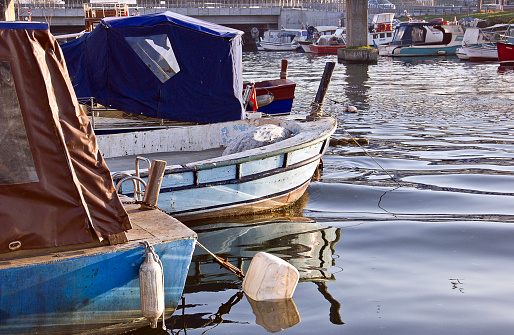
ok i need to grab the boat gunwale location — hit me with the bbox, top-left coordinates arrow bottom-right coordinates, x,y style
160,151 -> 324,193
112,117 -> 337,179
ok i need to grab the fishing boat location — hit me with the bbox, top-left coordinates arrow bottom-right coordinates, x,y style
0,21 -> 196,334
309,32 -> 346,54
368,12 -> 395,46
260,28 -> 308,51
243,60 -> 296,115
497,39 -> 514,65
298,25 -> 339,53
457,25 -> 513,61
98,115 -> 335,221
377,21 -> 465,57
61,12 -> 337,222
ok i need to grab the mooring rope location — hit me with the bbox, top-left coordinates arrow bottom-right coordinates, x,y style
308,101 -> 324,120
297,82 -> 402,187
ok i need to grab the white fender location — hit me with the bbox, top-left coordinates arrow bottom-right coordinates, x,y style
139,251 -> 164,328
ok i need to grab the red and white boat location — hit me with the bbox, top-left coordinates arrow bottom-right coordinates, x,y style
243,60 -> 296,115
309,32 -> 346,54
497,40 -> 514,65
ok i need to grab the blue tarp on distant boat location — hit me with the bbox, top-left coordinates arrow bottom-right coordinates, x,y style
62,11 -> 245,123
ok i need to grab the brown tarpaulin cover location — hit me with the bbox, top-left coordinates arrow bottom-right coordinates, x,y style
0,23 -> 131,254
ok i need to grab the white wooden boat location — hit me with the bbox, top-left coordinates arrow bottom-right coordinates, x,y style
98,115 -> 336,221
457,25 -> 514,61
260,28 -> 308,51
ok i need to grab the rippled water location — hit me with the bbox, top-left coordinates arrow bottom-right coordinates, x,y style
130,54 -> 514,334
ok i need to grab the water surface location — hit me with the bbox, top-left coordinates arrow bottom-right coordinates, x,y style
130,53 -> 514,335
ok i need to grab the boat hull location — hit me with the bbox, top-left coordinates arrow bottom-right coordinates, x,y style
379,44 -> 461,57
0,234 -> 195,334
162,157 -> 319,221
245,79 -> 296,115
0,202 -> 196,334
465,43 -> 498,61
309,44 -> 346,54
497,41 -> 514,65
260,41 -> 297,51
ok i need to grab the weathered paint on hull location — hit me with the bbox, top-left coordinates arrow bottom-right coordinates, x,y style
103,117 -> 337,222
0,238 -> 195,334
174,176 -> 311,221
153,140 -> 325,220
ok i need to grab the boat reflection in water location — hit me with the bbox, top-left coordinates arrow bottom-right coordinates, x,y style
164,193 -> 342,333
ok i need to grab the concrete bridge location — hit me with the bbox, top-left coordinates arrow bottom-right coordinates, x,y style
13,1 -> 345,50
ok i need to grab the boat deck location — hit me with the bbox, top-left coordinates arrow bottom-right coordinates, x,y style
0,198 -> 196,266
104,147 -> 225,173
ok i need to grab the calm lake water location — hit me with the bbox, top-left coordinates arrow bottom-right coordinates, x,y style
130,53 -> 514,334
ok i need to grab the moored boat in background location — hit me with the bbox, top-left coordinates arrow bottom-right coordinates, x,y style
298,25 -> 339,53
378,22 -> 465,57
497,39 -> 514,65
457,24 -> 513,61
368,12 -> 395,46
496,26 -> 514,65
260,28 -> 308,51
309,31 -> 346,54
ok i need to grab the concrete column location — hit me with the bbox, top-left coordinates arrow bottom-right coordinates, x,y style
346,0 -> 368,47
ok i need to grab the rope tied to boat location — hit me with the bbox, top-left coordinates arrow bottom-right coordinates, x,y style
308,101 -> 324,121
297,83 -> 403,187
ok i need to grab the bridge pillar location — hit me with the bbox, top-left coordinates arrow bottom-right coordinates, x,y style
340,0 -> 376,64
346,0 -> 368,47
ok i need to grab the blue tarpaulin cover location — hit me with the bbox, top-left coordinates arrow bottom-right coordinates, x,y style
62,11 -> 245,123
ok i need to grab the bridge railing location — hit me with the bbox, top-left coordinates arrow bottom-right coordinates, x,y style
15,0 -> 345,11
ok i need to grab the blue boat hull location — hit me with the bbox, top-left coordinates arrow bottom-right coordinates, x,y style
257,98 -> 294,115
395,45 -> 460,56
0,238 -> 195,334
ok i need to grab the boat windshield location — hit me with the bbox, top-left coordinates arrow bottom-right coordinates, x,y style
125,34 -> 180,84
317,35 -> 345,46
0,61 -> 38,185
392,26 -> 406,44
392,25 -> 425,45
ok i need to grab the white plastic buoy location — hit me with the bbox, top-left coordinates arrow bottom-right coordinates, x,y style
139,243 -> 165,328
345,106 -> 358,113
242,252 -> 299,301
